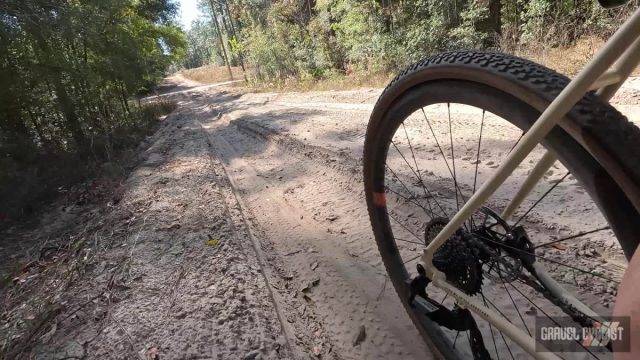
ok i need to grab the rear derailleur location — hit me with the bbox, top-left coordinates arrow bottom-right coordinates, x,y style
409,263 -> 492,360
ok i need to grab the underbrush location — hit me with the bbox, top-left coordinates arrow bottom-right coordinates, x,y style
187,34 -> 628,94
179,64 -> 244,84
0,100 -> 177,225
508,36 -> 619,77
239,71 -> 392,93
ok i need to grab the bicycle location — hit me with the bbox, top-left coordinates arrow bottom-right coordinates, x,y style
364,1 -> 640,359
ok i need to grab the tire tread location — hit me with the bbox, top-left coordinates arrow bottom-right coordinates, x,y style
379,50 -> 640,188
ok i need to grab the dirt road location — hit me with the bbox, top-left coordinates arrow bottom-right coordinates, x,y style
0,75 -> 431,359
177,77 -> 436,359
2,73 -> 638,359
157,74 -> 637,359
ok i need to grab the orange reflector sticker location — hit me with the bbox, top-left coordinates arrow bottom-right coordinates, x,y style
373,192 -> 387,207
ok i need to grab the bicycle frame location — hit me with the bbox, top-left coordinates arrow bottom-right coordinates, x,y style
420,7 -> 640,359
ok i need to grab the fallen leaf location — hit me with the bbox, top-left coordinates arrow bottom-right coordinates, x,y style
205,238 -> 220,247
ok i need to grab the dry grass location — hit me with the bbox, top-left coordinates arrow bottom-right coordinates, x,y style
509,36 -> 604,76
181,35 -> 637,94
245,72 -> 393,93
179,63 -> 391,92
508,35 -> 640,77
179,64 -> 245,84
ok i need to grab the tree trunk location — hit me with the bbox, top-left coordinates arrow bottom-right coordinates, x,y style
52,76 -> 86,152
208,0 -> 234,80
223,0 -> 247,78
27,108 -> 51,151
120,83 -> 131,115
476,0 -> 502,47
28,28 -> 87,153
488,0 -> 502,35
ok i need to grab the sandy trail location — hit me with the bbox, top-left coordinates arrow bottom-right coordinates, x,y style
191,86 -> 434,359
179,74 -> 636,358
2,73 -> 637,359
1,96 -> 304,359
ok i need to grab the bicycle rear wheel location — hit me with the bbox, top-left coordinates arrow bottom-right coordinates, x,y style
364,51 -> 640,359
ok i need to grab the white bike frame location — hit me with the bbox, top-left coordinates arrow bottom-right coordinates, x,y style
420,7 -> 640,359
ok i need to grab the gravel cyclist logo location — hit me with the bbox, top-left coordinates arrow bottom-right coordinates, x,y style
535,316 -> 630,352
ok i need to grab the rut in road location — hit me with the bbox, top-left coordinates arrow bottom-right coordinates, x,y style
194,90 -> 434,360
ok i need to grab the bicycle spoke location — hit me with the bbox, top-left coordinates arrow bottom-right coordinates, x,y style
388,211 -> 423,243
477,234 -> 620,283
402,253 -> 422,265
385,163 -> 416,196
472,110 -> 485,195
483,294 -> 541,359
391,140 -> 442,218
401,122 -> 436,217
514,171 -> 570,226
421,108 -> 468,207
384,184 -> 434,218
447,103 -> 461,211
498,329 -> 515,360
394,237 -> 424,246
480,292 -> 501,360
440,293 -> 448,304
496,260 -> 532,336
507,131 -> 525,156
534,226 -> 611,249
386,164 -> 444,218
535,253 -> 618,283
483,296 -> 514,324
510,280 -> 601,359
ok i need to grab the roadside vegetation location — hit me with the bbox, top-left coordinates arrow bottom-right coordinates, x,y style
181,0 -> 638,89
2,1 -> 637,222
179,64 -> 244,83
0,1 -> 186,222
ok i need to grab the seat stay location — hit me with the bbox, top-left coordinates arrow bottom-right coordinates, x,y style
598,35 -> 640,100
502,34 -> 640,226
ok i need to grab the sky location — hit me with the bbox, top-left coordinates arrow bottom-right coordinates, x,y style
178,0 -> 202,30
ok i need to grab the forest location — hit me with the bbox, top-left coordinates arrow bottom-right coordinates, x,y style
0,0 -> 185,219
184,0 -> 638,82
1,0 -> 637,221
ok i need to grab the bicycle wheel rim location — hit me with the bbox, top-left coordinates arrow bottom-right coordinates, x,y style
364,79 -> 636,359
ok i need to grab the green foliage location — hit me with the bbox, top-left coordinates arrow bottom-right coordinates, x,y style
217,0 -> 504,81
186,0 -> 633,84
450,1 -> 490,49
514,0 -> 634,46
327,1 -> 383,70
184,19 -> 222,68
242,25 -> 293,80
0,0 -> 186,219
